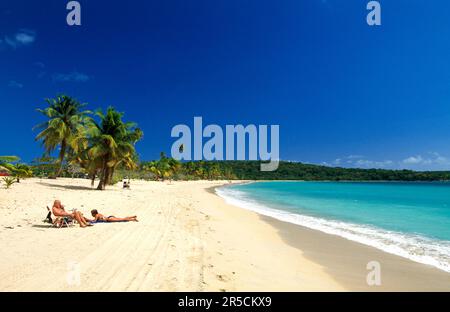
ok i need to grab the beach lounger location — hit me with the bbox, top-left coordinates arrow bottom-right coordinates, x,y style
44,206 -> 76,228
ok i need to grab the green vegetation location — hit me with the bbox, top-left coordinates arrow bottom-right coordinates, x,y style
131,160 -> 450,182
142,152 -> 181,181
2,177 -> 16,189
4,93 -> 450,187
8,163 -> 33,182
27,157 -> 450,183
0,156 -> 20,172
76,107 -> 143,190
29,157 -> 60,178
34,95 -> 91,177
0,156 -> 33,182
33,95 -> 143,190
197,161 -> 450,181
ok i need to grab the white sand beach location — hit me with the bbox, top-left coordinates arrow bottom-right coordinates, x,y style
0,178 -> 449,291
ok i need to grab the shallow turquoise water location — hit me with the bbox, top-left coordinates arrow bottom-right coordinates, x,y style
231,182 -> 450,240
217,181 -> 450,272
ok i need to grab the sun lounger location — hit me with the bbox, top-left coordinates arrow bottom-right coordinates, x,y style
44,206 -> 76,228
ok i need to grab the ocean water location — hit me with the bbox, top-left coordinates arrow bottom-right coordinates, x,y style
216,181 -> 450,272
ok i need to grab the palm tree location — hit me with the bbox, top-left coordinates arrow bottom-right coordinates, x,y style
34,95 -> 91,177
144,161 -> 163,180
167,158 -> 181,181
87,107 -> 143,190
143,154 -> 181,181
0,157 -> 33,182
9,164 -> 33,182
0,156 -> 19,172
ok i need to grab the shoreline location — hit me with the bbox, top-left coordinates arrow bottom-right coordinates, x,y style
261,216 -> 450,291
213,184 -> 450,291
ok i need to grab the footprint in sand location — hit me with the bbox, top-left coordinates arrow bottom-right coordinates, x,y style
216,274 -> 228,282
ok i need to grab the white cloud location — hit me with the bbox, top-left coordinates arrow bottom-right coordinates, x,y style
400,153 -> 450,170
322,152 -> 450,171
354,159 -> 394,168
15,31 -> 35,45
52,71 -> 90,83
0,29 -> 36,50
34,62 -> 45,68
402,155 -> 423,165
347,155 -> 364,159
8,80 -> 23,88
326,155 -> 394,169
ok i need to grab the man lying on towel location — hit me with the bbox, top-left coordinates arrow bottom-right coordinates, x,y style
88,209 -> 138,223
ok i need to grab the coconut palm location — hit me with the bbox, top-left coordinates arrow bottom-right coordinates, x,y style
144,161 -> 163,180
9,164 -> 33,182
87,107 -> 143,190
0,157 -> 33,182
167,157 -> 181,180
0,156 -> 19,172
70,148 -> 103,187
34,95 -> 91,177
143,154 -> 181,181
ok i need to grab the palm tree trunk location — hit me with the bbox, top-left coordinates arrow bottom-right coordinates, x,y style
108,167 -> 115,185
56,140 -> 67,177
97,173 -> 105,190
97,161 -> 107,190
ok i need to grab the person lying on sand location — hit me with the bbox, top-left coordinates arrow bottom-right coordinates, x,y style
52,200 -> 91,228
89,209 -> 138,223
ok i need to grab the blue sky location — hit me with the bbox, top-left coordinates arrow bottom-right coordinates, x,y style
1,0 -> 450,171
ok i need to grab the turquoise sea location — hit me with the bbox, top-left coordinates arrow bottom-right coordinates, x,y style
216,181 -> 450,272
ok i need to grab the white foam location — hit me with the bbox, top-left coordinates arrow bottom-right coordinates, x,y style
216,186 -> 450,273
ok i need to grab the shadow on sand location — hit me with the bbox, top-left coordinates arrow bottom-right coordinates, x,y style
37,181 -> 94,191
31,224 -> 53,229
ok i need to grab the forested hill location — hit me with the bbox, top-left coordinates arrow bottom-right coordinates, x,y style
203,161 -> 450,181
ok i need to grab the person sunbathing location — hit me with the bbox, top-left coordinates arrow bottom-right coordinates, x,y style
52,200 -> 91,228
89,209 -> 138,223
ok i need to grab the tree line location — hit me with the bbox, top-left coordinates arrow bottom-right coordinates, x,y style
2,94 -> 450,189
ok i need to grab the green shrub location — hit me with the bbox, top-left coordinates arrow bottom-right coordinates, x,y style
2,177 -> 16,189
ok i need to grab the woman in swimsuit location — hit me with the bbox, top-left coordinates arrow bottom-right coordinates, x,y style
90,209 -> 138,222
